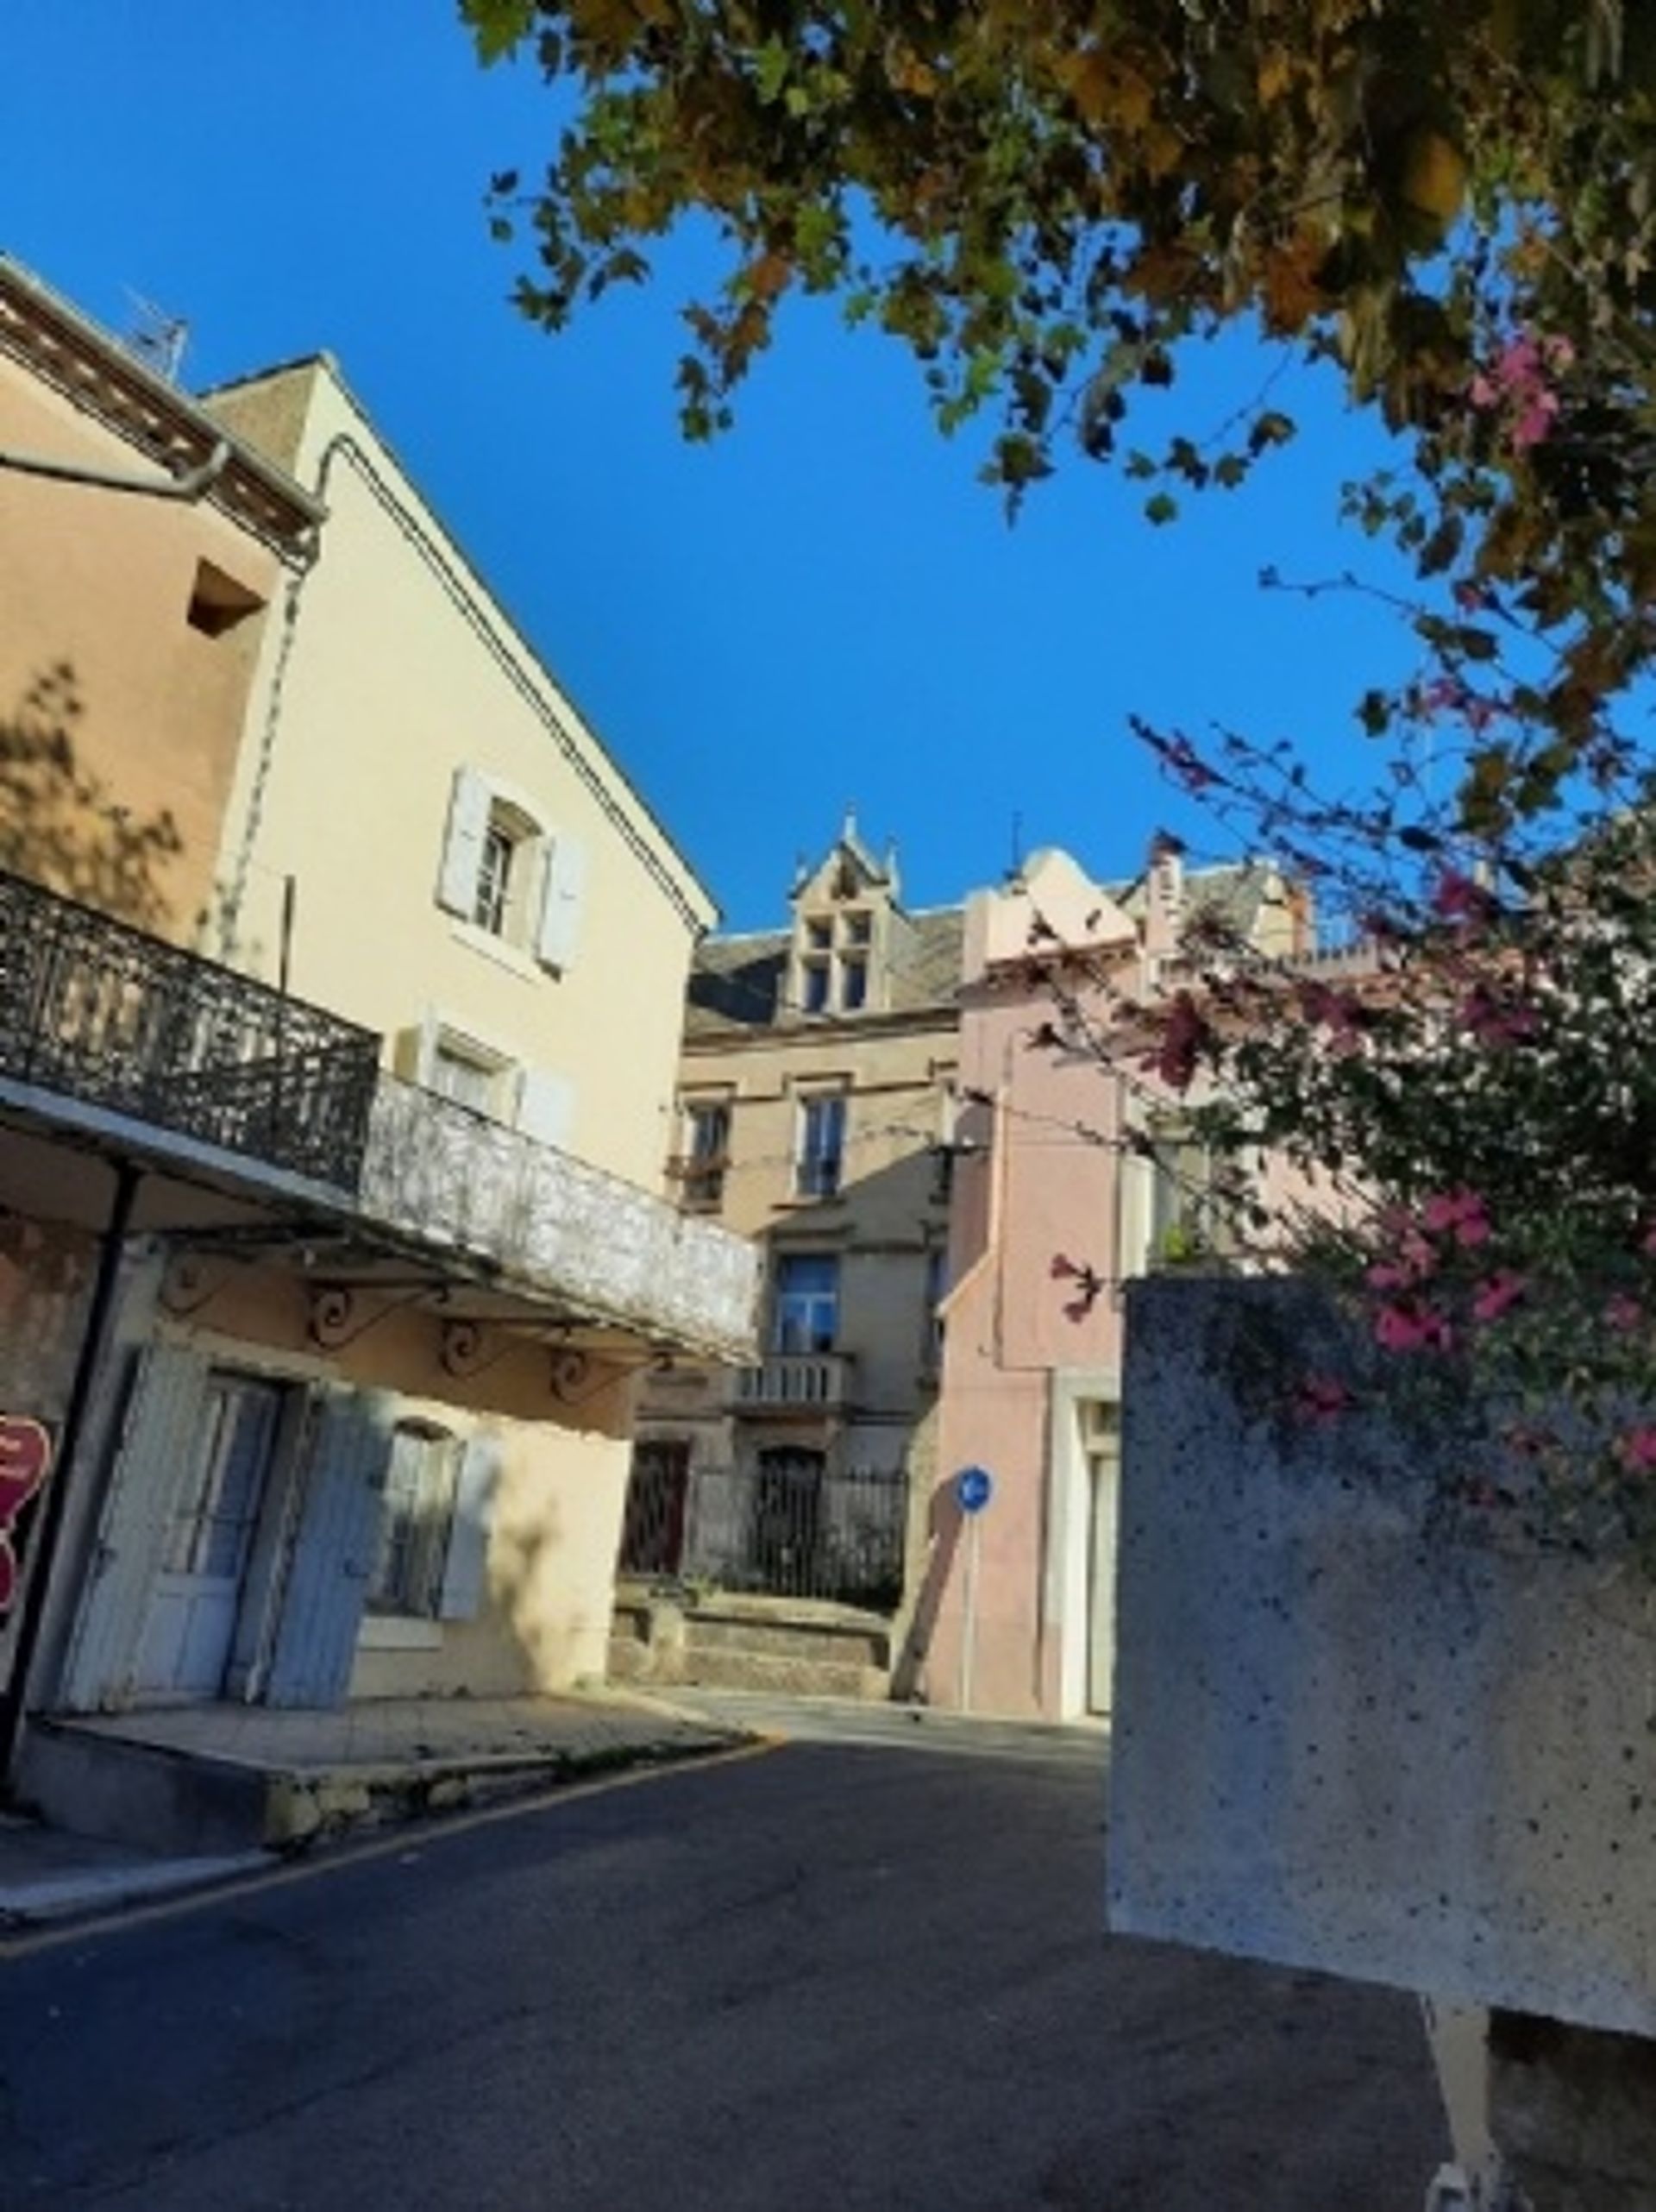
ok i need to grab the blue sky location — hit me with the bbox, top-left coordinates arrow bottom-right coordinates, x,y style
4,4 -> 1422,930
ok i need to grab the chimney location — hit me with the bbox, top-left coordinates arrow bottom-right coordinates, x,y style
1143,832 -> 1185,961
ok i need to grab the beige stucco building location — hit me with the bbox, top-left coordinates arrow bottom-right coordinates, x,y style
619,820 -> 961,1692
0,262 -> 757,1821
0,256 -> 320,933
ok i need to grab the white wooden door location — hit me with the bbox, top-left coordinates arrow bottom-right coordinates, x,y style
1084,1404 -> 1120,1718
133,1375 -> 284,1700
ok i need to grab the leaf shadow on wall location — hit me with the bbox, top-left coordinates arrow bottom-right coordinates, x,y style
0,664 -> 181,927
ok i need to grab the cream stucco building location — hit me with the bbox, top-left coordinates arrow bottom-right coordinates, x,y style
0,262 -> 757,1825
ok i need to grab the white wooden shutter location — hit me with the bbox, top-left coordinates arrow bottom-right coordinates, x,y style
438,1434 -> 504,1621
264,1389 -> 392,1708
515,1067 -> 574,1150
392,1010 -> 437,1084
436,767 -> 492,917
534,834 -> 587,971
59,1343 -> 210,1712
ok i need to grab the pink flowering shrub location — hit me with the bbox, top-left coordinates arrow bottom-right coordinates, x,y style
1088,716 -> 1656,1568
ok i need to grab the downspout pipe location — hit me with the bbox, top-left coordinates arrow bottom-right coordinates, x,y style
0,438 -> 230,502
0,1164 -> 142,1776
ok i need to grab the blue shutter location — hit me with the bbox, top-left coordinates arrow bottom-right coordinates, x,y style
438,1434 -> 504,1621
264,1389 -> 392,1709
59,1344 -> 210,1712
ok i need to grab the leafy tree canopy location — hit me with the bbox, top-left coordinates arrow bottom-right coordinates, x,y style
467,0 -> 1656,824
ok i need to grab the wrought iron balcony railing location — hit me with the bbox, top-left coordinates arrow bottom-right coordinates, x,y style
0,868 -> 380,1191
358,1078 -> 761,1361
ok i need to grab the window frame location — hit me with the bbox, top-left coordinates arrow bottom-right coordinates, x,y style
368,1423 -> 461,1620
681,1097 -> 732,1210
771,1252 -> 840,1354
794,1090 -> 847,1200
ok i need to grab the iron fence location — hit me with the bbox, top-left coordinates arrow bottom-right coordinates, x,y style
0,867 -> 380,1190
620,1446 -> 907,1611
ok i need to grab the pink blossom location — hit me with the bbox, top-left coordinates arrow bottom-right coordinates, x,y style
1294,1374 -> 1356,1424
1640,1224 -> 1656,1257
1617,1427 -> 1656,1474
1150,990 -> 1208,1094
1421,1190 -> 1491,1247
1606,1294 -> 1645,1333
1471,1271 -> 1527,1324
1432,870 -> 1496,924
1374,1302 -> 1454,1354
1458,985 -> 1538,1046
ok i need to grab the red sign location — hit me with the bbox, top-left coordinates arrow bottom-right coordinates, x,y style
0,1417 -> 53,1617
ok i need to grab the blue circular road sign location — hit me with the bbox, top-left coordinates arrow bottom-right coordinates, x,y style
955,1465 -> 994,1515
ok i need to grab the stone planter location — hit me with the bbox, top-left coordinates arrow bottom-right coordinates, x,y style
1107,1278 -> 1656,2204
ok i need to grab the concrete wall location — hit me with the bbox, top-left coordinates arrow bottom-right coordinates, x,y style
1110,1275 -> 1656,2038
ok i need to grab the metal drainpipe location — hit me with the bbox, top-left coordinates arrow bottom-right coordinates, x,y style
0,1162 -> 142,1776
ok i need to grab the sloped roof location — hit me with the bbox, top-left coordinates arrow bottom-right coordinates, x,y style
1112,859 -> 1285,943
686,905 -> 965,1035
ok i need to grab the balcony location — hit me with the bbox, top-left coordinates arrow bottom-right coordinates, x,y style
731,1353 -> 853,1413
357,1078 -> 760,1363
0,867 -> 379,1191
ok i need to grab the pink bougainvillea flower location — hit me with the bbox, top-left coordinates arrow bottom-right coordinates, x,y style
1374,1302 -> 1454,1354
1458,986 -> 1538,1047
1149,990 -> 1209,1093
1471,1271 -> 1527,1324
1617,1427 -> 1656,1474
1293,1374 -> 1356,1424
1606,1295 -> 1644,1333
1421,1190 -> 1491,1247
1431,870 -> 1496,925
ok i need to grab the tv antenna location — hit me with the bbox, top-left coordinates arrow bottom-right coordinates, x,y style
122,291 -> 189,385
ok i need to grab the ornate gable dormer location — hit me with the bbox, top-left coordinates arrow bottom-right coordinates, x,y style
787,810 -> 900,1020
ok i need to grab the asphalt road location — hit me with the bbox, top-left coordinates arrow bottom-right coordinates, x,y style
0,1738 -> 1448,2210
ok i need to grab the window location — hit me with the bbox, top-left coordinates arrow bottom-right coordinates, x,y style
794,906 -> 877,1015
432,1040 -> 499,1116
473,820 -> 517,936
773,1254 -> 839,1353
681,1099 -> 731,1210
370,1424 -> 461,1618
795,1093 -> 846,1198
436,767 -> 587,971
1146,1123 -> 1235,1269
923,1247 -> 949,1370
160,1373 -> 284,1579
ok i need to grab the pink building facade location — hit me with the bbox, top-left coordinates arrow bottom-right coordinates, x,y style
918,844 -> 1306,1722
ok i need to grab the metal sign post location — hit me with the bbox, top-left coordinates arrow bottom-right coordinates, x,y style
953,1465 -> 994,1715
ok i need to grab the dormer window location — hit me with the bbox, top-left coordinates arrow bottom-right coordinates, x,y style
794,905 -> 877,1016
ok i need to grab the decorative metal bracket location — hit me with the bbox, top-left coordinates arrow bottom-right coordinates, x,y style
440,1317 -> 511,1379
307,1282 -> 430,1351
160,1253 -> 232,1318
